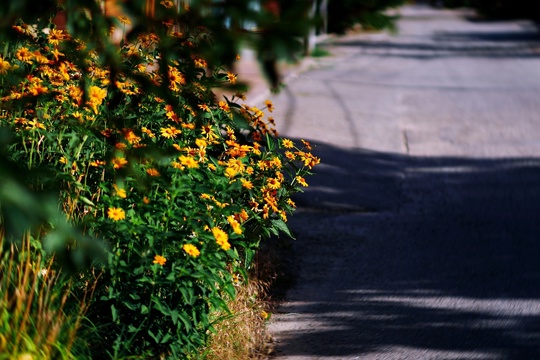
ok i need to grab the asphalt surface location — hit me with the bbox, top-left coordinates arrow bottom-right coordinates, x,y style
266,5 -> 540,360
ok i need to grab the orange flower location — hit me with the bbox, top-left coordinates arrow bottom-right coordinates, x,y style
153,255 -> 167,266
146,168 -> 160,177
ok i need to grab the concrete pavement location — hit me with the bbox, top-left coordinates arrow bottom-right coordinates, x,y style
263,4 -> 540,359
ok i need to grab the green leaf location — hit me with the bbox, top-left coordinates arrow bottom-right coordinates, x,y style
141,305 -> 149,314
271,219 -> 295,239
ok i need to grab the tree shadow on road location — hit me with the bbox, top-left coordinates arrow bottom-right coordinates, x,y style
271,140 -> 540,359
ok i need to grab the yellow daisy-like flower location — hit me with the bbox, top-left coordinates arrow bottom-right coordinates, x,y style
153,255 -> 167,266
195,138 -> 207,149
48,28 -> 66,45
212,227 -> 231,251
112,157 -> 128,169
141,127 -> 155,138
15,47 -> 33,63
224,167 -> 238,179
178,155 -> 199,169
113,184 -> 127,198
266,177 -> 281,190
218,100 -> 230,112
160,126 -> 181,139
0,57 -> 11,74
241,179 -> 253,190
295,176 -> 308,187
281,138 -> 294,149
107,207 -> 126,221
227,215 -> 242,235
264,99 -> 274,112
198,104 -> 210,112
182,244 -> 201,258
226,72 -> 237,84
88,86 -> 107,114
193,58 -> 207,68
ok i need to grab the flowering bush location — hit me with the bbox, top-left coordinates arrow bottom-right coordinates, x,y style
0,6 -> 319,358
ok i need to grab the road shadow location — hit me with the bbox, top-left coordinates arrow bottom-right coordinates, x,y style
272,140 -> 540,359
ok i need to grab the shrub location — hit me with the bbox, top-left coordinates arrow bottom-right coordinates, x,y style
327,0 -> 407,34
0,5 -> 319,358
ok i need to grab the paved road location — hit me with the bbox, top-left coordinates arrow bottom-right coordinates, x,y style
266,5 -> 540,360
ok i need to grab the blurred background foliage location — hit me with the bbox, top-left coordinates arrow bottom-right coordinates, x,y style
327,0 -> 407,34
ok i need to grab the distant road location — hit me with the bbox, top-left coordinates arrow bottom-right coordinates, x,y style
268,4 -> 540,359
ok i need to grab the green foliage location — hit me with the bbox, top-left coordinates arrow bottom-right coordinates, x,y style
0,2 -> 320,358
327,0 -> 407,34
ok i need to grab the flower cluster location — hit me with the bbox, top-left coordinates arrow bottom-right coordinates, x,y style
0,13 -> 319,358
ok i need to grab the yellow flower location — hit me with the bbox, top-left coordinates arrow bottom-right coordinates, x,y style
193,58 -> 207,68
117,15 -> 132,25
112,157 -> 128,169
153,255 -> 167,266
113,184 -> 127,198
286,198 -> 296,208
198,104 -> 210,112
160,126 -> 181,139
160,0 -> 175,8
226,72 -> 237,84
88,86 -> 107,114
90,160 -> 106,167
182,244 -> 201,257
227,215 -> 242,235
48,28 -> 66,45
195,138 -> 207,149
264,99 -> 274,112
107,207 -> 126,221
285,151 -> 296,160
295,176 -> 308,187
26,120 -> 46,130
179,155 -> 199,169
218,100 -> 230,112
15,47 -> 33,63
141,127 -> 155,138
266,177 -> 281,190
224,167 -> 238,179
0,57 -> 11,74
241,179 -> 253,190
239,209 -> 249,222
281,138 -> 294,149
124,129 -> 141,144
212,227 -> 230,251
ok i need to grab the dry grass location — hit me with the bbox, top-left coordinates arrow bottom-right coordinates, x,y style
0,233 -> 96,359
201,237 -> 295,359
202,277 -> 272,360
